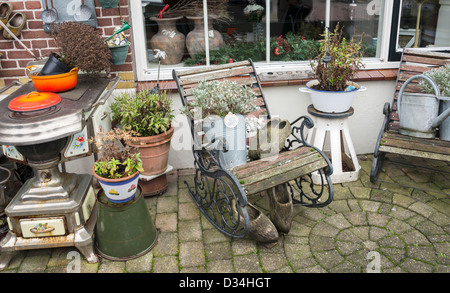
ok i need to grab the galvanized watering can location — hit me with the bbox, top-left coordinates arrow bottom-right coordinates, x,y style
397,74 -> 450,138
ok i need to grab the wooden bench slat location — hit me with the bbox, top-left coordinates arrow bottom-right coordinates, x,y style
175,60 -> 251,77
232,147 -> 314,176
178,66 -> 255,86
401,55 -> 450,66
381,132 -> 450,155
232,148 -> 328,195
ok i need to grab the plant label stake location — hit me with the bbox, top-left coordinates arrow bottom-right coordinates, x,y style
150,50 -> 166,94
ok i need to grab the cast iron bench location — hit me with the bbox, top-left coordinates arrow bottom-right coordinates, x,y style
370,48 -> 450,182
173,59 -> 333,238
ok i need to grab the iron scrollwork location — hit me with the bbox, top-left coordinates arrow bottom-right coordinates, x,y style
283,116 -> 334,208
184,144 -> 251,238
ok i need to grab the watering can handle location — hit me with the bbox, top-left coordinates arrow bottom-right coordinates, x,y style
397,74 -> 440,122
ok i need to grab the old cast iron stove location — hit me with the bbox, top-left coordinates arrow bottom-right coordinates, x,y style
0,75 -> 119,270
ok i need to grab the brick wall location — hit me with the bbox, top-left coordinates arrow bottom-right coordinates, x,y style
0,0 -> 134,89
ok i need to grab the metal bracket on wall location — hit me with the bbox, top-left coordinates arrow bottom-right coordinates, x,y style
41,0 -> 98,33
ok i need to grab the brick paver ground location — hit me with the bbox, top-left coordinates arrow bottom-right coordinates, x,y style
1,154 -> 449,274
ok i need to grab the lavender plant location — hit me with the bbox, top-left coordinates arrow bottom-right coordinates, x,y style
183,80 -> 258,119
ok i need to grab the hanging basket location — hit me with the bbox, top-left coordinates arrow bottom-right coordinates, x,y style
109,42 -> 130,65
98,0 -> 120,9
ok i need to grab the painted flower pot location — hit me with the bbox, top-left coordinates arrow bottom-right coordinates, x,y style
92,167 -> 140,203
299,80 -> 366,113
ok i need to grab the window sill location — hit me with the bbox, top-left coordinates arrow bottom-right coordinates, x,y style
136,69 -> 398,92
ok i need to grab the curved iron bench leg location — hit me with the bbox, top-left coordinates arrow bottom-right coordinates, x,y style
185,150 -> 251,238
370,102 -> 391,183
284,115 -> 334,208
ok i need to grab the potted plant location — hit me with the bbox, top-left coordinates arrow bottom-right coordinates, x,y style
299,24 -> 366,113
420,63 -> 450,140
110,89 -> 175,176
41,22 -> 111,76
90,128 -> 144,203
182,79 -> 258,168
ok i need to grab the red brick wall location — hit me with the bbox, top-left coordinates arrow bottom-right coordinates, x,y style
0,0 -> 134,88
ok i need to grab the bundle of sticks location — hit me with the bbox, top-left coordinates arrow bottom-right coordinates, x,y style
160,0 -> 231,22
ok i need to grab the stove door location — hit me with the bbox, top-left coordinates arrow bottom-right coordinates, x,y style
20,217 -> 66,238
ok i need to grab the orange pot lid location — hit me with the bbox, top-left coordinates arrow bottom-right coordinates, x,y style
8,91 -> 61,112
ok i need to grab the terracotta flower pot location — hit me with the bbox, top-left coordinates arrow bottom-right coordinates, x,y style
129,126 -> 174,176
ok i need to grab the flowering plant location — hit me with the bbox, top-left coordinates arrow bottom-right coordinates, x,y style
244,0 -> 264,23
91,129 -> 143,179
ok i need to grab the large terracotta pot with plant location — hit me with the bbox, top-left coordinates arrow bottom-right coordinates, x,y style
110,89 -> 175,176
90,129 -> 144,203
299,24 -> 366,113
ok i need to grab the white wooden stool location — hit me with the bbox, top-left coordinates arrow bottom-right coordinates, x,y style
306,105 -> 361,183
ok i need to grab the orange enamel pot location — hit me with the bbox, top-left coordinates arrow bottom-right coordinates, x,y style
26,66 -> 79,92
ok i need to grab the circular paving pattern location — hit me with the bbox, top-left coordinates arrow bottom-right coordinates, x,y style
297,197 -> 449,273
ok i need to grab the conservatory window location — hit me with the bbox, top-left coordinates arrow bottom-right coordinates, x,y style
131,0 -> 387,80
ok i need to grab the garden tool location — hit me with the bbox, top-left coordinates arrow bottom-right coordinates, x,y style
74,0 -> 92,22
149,50 -> 165,94
0,19 -> 40,60
41,0 -> 57,24
104,21 -> 131,43
397,74 -> 450,138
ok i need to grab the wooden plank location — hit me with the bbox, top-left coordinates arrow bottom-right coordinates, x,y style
382,131 -> 450,149
240,159 -> 328,195
404,49 -> 450,59
379,145 -> 450,162
402,54 -> 450,66
381,133 -> 450,155
178,66 -> 254,86
232,147 -> 315,177
399,64 -> 437,74
175,60 -> 251,77
233,151 -> 328,195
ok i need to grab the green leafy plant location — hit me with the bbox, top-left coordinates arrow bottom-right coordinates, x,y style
51,22 -> 111,74
182,79 -> 258,118
420,63 -> 450,97
110,90 -> 174,137
310,24 -> 365,91
91,128 -> 143,179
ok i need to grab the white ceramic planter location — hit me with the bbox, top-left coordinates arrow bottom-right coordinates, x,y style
299,80 -> 366,113
93,170 -> 140,203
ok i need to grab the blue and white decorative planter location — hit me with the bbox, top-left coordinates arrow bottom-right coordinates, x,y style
93,168 -> 140,203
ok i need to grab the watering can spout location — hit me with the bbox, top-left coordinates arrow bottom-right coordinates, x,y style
104,21 -> 131,42
432,102 -> 450,128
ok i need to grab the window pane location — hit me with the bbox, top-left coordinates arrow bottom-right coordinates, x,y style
398,0 -> 442,49
141,0 -> 382,69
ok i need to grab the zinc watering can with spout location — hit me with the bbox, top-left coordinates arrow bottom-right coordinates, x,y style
397,74 -> 450,138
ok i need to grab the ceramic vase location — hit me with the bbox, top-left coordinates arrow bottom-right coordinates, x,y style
150,17 -> 185,65
186,16 -> 224,58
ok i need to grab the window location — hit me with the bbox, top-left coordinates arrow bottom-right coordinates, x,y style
389,0 -> 450,61
129,1 -> 397,81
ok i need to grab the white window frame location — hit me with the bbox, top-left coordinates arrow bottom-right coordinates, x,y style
130,0 -> 400,82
